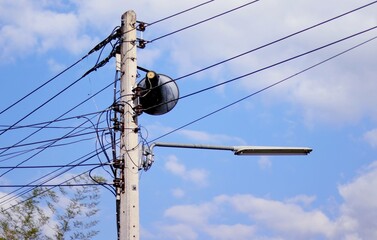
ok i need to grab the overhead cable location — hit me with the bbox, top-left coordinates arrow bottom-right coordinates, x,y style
0,80 -> 115,158
0,170 -> 91,212
148,35 -> 377,143
0,110 -> 106,133
0,130 -> 98,151
144,24 -> 377,112
0,183 -> 112,188
0,137 -> 97,162
174,25 -> 377,101
144,0 -> 377,95
148,0 -> 260,43
0,163 -> 105,170
0,142 -> 113,207
147,0 -> 215,26
173,0 -> 377,83
0,28 -> 120,116
0,112 -> 102,177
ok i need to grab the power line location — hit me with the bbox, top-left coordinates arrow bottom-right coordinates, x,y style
0,57 -> 87,117
147,0 -> 260,43
0,110 -> 106,133
0,130 -> 98,151
0,28 -> 120,116
0,163 -> 107,169
0,170 -> 95,212
0,80 -> 114,158
147,0 -> 215,26
0,77 -> 84,138
0,40 -> 118,138
148,34 -> 377,143
0,142 -> 114,207
0,183 -> 112,188
177,25 -> 377,99
0,112 -> 102,176
0,137 -> 96,162
142,24 -> 377,113
143,0 -> 377,95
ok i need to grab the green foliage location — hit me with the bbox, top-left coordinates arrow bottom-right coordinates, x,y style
0,174 -> 103,240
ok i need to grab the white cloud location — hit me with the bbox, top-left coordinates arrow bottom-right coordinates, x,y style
204,224 -> 256,240
0,0 -> 118,61
165,155 -> 186,176
258,156 -> 272,170
165,155 -> 209,186
47,58 -> 66,73
219,194 -> 336,239
146,125 -> 247,146
146,160 -> 377,239
285,194 -> 316,207
164,203 -> 216,226
363,128 -> 377,148
178,129 -> 246,145
172,188 -> 185,198
160,224 -> 198,240
338,162 -> 377,239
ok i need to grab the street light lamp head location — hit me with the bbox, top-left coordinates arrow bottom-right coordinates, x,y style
233,146 -> 312,155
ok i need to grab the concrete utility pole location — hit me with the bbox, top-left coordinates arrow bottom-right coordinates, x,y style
119,10 -> 140,240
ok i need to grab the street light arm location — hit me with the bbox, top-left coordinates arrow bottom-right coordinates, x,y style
141,142 -> 312,171
150,142 -> 237,152
141,142 -> 236,171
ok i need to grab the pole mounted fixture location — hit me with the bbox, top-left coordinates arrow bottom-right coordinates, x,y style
141,142 -> 312,171
137,71 -> 179,115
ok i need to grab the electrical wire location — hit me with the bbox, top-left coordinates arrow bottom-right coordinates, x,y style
146,0 -> 215,26
147,0 -> 260,43
89,165 -> 116,196
141,0 -> 377,96
1,77 -> 84,137
0,28 -> 120,116
142,24 -> 377,113
0,110 -> 106,133
0,57 -> 87,117
0,163 -> 107,169
0,142 -> 115,207
148,34 -> 377,143
0,79 -> 115,159
0,137 -> 96,163
0,111 -> 103,177
83,111 -> 116,177
0,39 -> 119,141
0,183 -> 112,188
0,130 -> 98,151
0,170 -> 100,212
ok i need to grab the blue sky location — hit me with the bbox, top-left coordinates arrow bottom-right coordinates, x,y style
1,0 -> 377,239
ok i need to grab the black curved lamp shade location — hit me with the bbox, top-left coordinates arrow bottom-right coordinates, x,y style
137,72 -> 179,115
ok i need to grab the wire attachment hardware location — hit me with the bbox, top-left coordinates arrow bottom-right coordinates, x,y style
113,159 -> 124,169
137,38 -> 147,49
136,21 -> 147,32
112,103 -> 124,114
113,178 -> 124,188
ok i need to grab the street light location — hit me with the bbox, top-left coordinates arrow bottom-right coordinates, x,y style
141,142 -> 312,170
233,146 -> 312,155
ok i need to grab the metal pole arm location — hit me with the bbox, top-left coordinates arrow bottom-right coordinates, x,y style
141,142 -> 312,171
